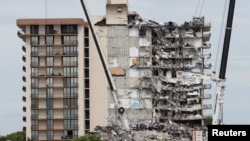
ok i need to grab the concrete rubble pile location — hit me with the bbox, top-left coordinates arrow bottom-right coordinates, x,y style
90,123 -> 198,141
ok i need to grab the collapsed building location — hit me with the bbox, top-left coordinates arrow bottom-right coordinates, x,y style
89,0 -> 212,140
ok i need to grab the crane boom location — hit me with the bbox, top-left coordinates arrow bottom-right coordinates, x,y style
80,0 -> 129,130
212,0 -> 236,125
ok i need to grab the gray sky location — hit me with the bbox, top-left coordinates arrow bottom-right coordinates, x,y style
1,0 -> 250,135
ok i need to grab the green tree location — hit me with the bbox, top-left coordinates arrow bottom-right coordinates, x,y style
0,131 -> 25,141
70,134 -> 102,141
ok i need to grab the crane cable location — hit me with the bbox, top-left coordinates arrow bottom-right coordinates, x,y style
194,0 -> 205,17
214,0 -> 229,72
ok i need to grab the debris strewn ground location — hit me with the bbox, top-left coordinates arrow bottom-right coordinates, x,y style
89,123 -> 202,141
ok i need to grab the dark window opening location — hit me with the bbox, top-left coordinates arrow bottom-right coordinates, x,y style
85,79 -> 89,88
45,25 -> 54,34
84,38 -> 89,47
85,120 -> 90,130
85,99 -> 89,109
85,110 -> 90,119
61,25 -> 77,34
85,89 -> 89,98
30,25 -> 39,34
84,28 -> 89,37
139,27 -> 146,36
84,48 -> 89,57
84,69 -> 89,78
84,58 -> 89,67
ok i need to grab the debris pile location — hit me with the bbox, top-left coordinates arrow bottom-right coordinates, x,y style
90,123 -> 202,141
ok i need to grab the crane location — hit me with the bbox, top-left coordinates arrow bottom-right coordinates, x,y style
80,0 -> 130,130
212,0 -> 236,125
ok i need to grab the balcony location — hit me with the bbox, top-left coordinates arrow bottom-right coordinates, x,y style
202,104 -> 212,109
202,42 -> 211,49
22,55 -> 26,62
61,136 -> 75,140
203,84 -> 212,89
17,30 -> 26,41
202,94 -> 211,99
22,116 -> 26,122
22,96 -> 26,102
22,106 -> 26,112
22,66 -> 26,72
22,86 -> 26,92
204,63 -> 212,69
202,33 -> 211,41
22,76 -> 26,82
22,45 -> 26,52
22,126 -> 26,131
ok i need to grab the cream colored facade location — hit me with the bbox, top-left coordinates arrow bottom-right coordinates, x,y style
17,18 -> 109,140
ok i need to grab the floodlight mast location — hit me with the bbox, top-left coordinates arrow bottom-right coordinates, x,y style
212,0 -> 236,125
80,0 -> 129,130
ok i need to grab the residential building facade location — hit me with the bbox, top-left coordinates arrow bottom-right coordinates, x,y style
17,18 -> 109,140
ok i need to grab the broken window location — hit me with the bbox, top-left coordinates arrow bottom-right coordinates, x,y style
139,26 -> 146,36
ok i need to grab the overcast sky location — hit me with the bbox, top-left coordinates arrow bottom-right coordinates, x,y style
1,0 -> 250,135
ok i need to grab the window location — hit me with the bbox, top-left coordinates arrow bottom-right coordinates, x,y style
84,48 -> 89,57
31,120 -> 39,129
61,25 -> 77,34
64,88 -> 78,97
31,130 -> 39,140
85,99 -> 89,109
85,89 -> 89,98
31,36 -> 39,45
31,88 -> 39,98
84,38 -> 89,47
47,119 -> 54,129
31,57 -> 39,66
46,46 -> 53,55
31,46 -> 38,55
45,25 -> 54,34
84,28 -> 89,37
85,110 -> 89,119
46,130 -> 54,140
139,26 -> 146,36
46,57 -> 54,66
85,79 -> 89,88
46,67 -> 53,76
31,99 -> 38,108
63,46 -> 77,55
64,99 -> 77,107
84,58 -> 89,67
62,57 -> 77,66
84,69 -> 89,78
47,109 -> 54,118
47,99 -> 53,108
62,36 -> 77,45
64,67 -> 77,76
46,36 -> 54,45
46,78 -> 53,86
31,67 -> 38,76
85,120 -> 90,130
31,109 -> 39,118
31,78 -> 38,87
47,88 -> 53,98
64,109 -> 78,118
30,25 -> 39,34
64,120 -> 78,128
63,78 -> 77,87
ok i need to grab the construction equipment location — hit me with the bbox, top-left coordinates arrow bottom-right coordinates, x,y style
80,0 -> 130,130
212,0 -> 236,125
